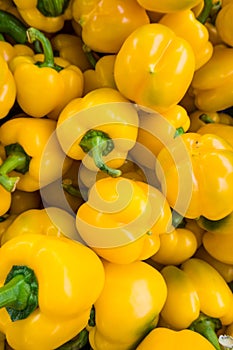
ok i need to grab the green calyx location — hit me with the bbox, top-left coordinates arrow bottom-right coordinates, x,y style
79,129 -> 122,178
37,0 -> 70,17
197,0 -> 214,24
0,143 -> 31,192
0,10 -> 27,44
189,313 -> 222,350
27,27 -> 62,72
0,265 -> 38,322
56,329 -> 89,349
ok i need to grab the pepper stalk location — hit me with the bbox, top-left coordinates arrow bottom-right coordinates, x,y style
37,0 -> 70,17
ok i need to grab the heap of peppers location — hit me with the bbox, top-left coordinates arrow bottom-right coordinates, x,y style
0,1 -> 233,349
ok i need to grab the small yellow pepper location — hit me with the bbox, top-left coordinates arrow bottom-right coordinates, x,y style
192,44 -> 233,112
202,231 -> 233,265
0,233 -> 105,350
56,87 -> 139,176
0,41 -> 34,63
51,33 -> 93,72
88,259 -> 167,350
156,132 -> 233,220
136,0 -> 202,13
76,177 -> 172,264
72,0 -> 150,53
114,23 -> 195,113
0,54 -> 16,120
9,27 -> 84,119
0,117 -> 72,192
215,2 -> 233,47
12,0 -> 73,33
159,10 -> 213,70
136,327 -> 216,350
189,110 -> 233,132
83,55 -> 117,95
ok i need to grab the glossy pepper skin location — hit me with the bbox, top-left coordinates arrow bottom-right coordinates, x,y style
12,0 -> 73,33
56,87 -> 139,176
0,233 -> 105,350
88,260 -> 167,350
192,45 -> 233,112
159,10 -> 213,70
136,327 -> 216,350
76,177 -> 172,264
215,2 -> 233,47
197,210 -> 233,235
0,41 -> 34,63
202,231 -> 233,265
0,117 -> 72,192
197,123 -> 233,149
114,23 -> 195,113
9,27 -> 84,118
72,0 -> 150,53
189,110 -> 233,132
136,0 -> 202,13
156,132 -> 233,220
0,53 -> 16,120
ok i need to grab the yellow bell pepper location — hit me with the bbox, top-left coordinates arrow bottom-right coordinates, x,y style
88,259 -> 167,350
76,177 -> 172,264
202,230 -> 233,264
0,117 -> 72,192
197,123 -> 233,148
0,233 -> 105,350
136,0 -> 202,13
150,227 -> 198,266
9,27 -> 84,119
0,186 -> 11,217
0,41 -> 34,63
130,104 -> 190,169
72,0 -> 150,53
191,45 -> 233,112
51,33 -> 93,72
114,23 -> 195,113
156,132 -> 233,220
215,2 -> 233,47
159,9 -> 213,70
197,210 -> 233,235
83,55 -> 117,95
56,87 -> 139,176
136,327 -> 216,350
12,0 -> 73,33
189,110 -> 233,132
195,245 -> 233,283
0,53 -> 16,120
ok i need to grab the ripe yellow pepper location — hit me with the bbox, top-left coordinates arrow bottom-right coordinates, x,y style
12,0 -> 73,33
215,2 -> 233,47
0,186 -> 11,217
72,0 -> 150,53
202,230 -> 233,265
192,45 -> 233,112
9,27 -> 84,119
88,259 -> 167,350
76,177 -> 172,264
136,0 -> 202,13
0,233 -> 105,350
189,110 -> 233,132
136,327 -> 216,350
156,132 -> 233,220
114,23 -> 195,113
0,54 -> 16,120
0,41 -> 34,63
0,117 -> 72,192
51,33 -> 93,72
83,55 -> 117,95
159,10 -> 213,70
56,87 -> 139,177
197,123 -> 233,148
197,210 -> 233,235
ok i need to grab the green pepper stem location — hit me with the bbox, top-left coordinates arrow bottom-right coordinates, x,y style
26,27 -> 62,71
0,10 -> 27,44
197,0 -> 213,24
83,44 -> 97,69
0,265 -> 38,321
79,129 -> 122,178
62,179 -> 82,197
0,143 -> 31,192
37,0 -> 70,17
189,313 -> 222,350
199,114 -> 215,124
174,127 -> 184,138
56,328 -> 89,349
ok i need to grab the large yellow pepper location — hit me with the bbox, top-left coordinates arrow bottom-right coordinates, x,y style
136,0 -> 202,13
197,123 -> 233,148
191,45 -> 233,112
0,233 -> 105,350
0,54 -> 16,120
76,177 -> 172,264
56,87 -> 139,177
156,132 -> 233,220
136,327 -> 216,350
72,0 -> 150,53
0,117 -> 72,192
114,23 -> 195,113
9,27 -> 84,119
12,0 -> 73,33
88,259 -> 167,350
159,10 -> 213,70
